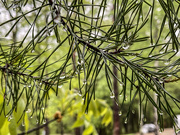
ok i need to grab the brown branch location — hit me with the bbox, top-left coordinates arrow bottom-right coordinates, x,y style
18,119 -> 56,135
18,111 -> 62,135
164,77 -> 180,83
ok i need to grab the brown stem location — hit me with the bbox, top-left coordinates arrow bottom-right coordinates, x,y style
18,119 -> 56,135
113,65 -> 120,135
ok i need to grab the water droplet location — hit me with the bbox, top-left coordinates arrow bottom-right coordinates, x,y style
13,5 -> 21,12
58,85 -> 62,88
28,85 -> 31,88
110,92 -> 115,98
159,50 -> 164,54
46,31 -> 51,36
85,110 -> 88,114
159,110 -> 163,115
132,110 -> 135,114
36,120 -> 39,124
24,85 -> 27,87
167,74 -> 172,77
168,66 -> 173,70
150,43 -> 154,46
165,60 -> 170,65
63,27 -> 67,32
75,71 -> 78,74
22,122 -> 25,126
155,93 -> 158,96
43,119 -> 46,124
159,128 -> 164,133
174,49 -> 177,52
83,80 -> 87,85
41,107 -> 44,110
8,116 -> 13,121
164,62 -> 169,65
93,18 -> 98,22
124,118 -> 128,124
26,109 -> 31,113
119,111 -> 122,116
159,80 -> 164,84
30,116 -> 33,119
60,76 -> 65,79
125,96 -> 127,101
54,16 -> 61,26
77,60 -> 84,65
31,50 -> 35,53
157,7 -> 161,12
78,92 -> 82,97
122,45 -> 130,50
148,55 -> 152,57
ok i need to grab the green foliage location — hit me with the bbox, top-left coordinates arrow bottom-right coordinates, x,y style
0,119 -> 10,135
0,94 -> 27,135
46,87 -> 113,134
83,124 -> 97,135
0,0 -> 180,132
9,118 -> 17,135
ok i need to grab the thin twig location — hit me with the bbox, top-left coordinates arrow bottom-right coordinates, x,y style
18,119 -> 56,135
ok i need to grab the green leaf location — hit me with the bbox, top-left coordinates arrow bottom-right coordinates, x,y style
100,108 -> 107,116
96,99 -> 108,107
102,109 -> 112,126
13,99 -> 25,126
82,125 -> 94,135
0,119 -> 10,135
0,103 -> 6,129
24,114 -> 29,132
9,118 -> 17,135
0,95 -> 3,103
72,118 -> 84,128
0,96 -> 11,129
89,100 -> 99,117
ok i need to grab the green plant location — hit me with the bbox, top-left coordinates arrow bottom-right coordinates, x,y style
0,0 -> 180,132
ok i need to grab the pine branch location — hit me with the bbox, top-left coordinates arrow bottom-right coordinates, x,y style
47,0 -> 125,66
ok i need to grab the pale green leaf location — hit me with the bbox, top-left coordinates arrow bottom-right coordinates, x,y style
0,119 -> 10,135
100,108 -> 107,116
13,99 -> 25,126
102,109 -> 112,126
82,125 -> 94,135
0,103 -> 6,129
72,118 -> 84,128
24,114 -> 29,132
9,118 -> 17,135
89,100 -> 99,117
